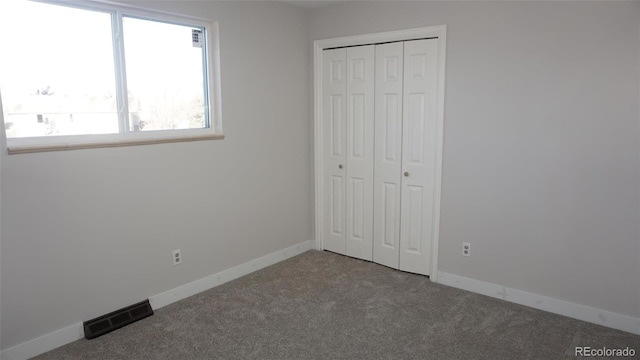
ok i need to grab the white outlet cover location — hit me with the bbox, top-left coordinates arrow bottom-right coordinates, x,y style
462,242 -> 471,257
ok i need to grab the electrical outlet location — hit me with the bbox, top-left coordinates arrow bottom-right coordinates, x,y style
173,249 -> 181,265
462,242 -> 471,257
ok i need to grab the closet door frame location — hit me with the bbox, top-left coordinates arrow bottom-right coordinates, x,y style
314,25 -> 447,282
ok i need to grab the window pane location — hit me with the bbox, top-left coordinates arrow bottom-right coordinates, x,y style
0,1 -> 118,138
123,17 -> 207,132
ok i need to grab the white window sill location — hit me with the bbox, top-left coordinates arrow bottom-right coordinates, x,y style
7,133 -> 225,155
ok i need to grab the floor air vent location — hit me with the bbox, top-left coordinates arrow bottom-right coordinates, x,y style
83,299 -> 153,339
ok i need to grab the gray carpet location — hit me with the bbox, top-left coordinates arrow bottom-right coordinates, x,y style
35,250 -> 639,359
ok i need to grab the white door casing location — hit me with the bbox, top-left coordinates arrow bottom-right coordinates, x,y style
373,41 -> 404,269
322,48 -> 347,255
399,39 -> 439,275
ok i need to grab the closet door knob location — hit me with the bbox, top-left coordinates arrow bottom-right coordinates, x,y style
339,164 -> 343,169
404,171 -> 409,177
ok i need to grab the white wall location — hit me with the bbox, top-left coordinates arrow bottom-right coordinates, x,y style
311,1 -> 640,318
0,0 -> 311,350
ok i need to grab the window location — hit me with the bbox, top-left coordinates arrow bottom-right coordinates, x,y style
0,0 -> 222,153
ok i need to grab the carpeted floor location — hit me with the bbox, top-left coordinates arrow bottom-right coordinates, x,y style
35,250 -> 639,359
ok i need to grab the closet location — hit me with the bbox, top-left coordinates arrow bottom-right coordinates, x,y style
321,38 -> 439,276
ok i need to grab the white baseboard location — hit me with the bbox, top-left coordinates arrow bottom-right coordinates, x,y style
0,240 -> 314,360
0,322 -> 84,360
437,271 -> 640,336
149,240 -> 313,309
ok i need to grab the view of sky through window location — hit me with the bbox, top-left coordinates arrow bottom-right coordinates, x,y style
0,0 -> 118,138
123,17 -> 207,132
0,0 -> 208,139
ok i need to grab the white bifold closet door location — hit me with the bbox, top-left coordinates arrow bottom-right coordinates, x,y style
373,39 -> 438,275
323,39 -> 437,275
322,45 -> 375,261
372,42 -> 403,269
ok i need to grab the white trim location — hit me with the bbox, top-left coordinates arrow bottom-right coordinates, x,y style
437,271 -> 640,336
0,323 -> 85,360
313,42 -> 324,251
430,27 -> 447,282
149,240 -> 313,309
7,133 -> 225,155
0,240 -> 314,360
208,20 -> 223,134
314,26 -> 446,50
313,25 -> 447,279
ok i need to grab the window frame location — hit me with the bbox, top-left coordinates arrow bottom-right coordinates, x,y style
1,0 -> 224,154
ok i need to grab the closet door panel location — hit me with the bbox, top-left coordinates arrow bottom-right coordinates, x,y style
373,42 -> 404,269
345,45 -> 374,261
322,48 -> 347,255
399,39 -> 438,275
